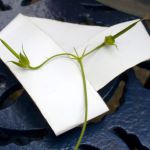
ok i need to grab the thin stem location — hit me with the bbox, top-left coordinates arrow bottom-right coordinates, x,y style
83,42 -> 105,58
74,58 -> 88,150
113,20 -> 140,39
0,39 -> 19,59
83,20 -> 140,58
29,53 -> 76,70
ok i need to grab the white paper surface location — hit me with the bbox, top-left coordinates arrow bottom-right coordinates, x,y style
0,14 -> 108,135
25,16 -> 150,91
27,16 -> 107,52
79,20 -> 150,90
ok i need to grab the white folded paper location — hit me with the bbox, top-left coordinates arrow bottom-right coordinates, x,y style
27,16 -> 107,52
0,14 -> 108,135
0,14 -> 150,136
26,15 -> 150,91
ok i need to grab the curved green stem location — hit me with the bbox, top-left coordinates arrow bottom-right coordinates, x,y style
74,58 -> 88,150
29,53 -> 76,70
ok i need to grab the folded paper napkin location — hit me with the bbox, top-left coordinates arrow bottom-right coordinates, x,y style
0,14 -> 150,136
0,14 -> 108,135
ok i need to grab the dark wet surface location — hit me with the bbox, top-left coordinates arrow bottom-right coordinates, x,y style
0,0 -> 149,149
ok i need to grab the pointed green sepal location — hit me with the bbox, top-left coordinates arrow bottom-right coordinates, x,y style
9,61 -> 26,68
113,20 -> 140,39
0,39 -> 19,59
19,52 -> 30,66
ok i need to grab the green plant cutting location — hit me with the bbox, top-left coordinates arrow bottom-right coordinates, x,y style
0,20 -> 140,150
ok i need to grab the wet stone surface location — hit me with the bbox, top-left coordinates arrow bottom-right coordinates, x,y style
0,0 -> 149,150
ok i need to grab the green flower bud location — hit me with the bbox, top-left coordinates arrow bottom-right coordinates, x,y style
104,35 -> 115,46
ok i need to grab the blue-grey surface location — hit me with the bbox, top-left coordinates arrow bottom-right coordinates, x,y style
0,0 -> 149,150
0,70 -> 149,150
0,0 -> 137,30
